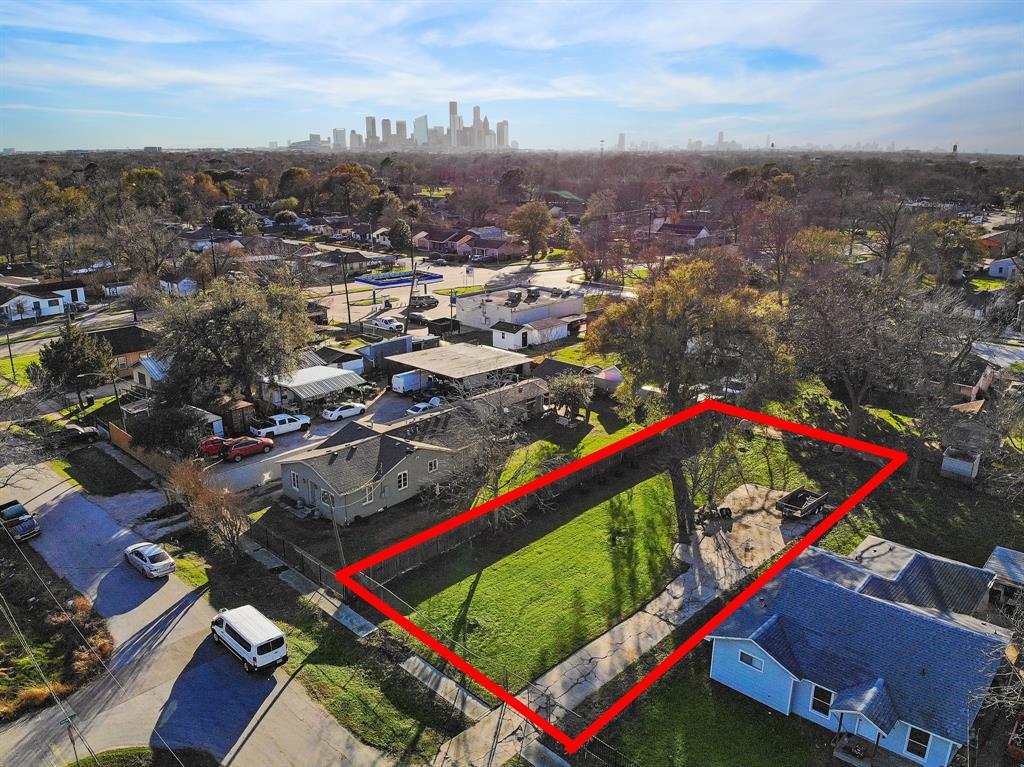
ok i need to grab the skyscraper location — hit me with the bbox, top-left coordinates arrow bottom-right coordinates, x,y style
350,130 -> 362,149
381,118 -> 392,146
333,128 -> 346,150
413,115 -> 429,145
365,116 -> 377,144
496,120 -> 508,148
449,101 -> 459,147
617,133 -> 625,151
395,120 -> 407,144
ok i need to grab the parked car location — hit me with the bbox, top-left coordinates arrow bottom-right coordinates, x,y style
123,542 -> 176,578
211,605 -> 288,673
430,257 -> 448,266
0,500 -> 39,543
249,413 -> 310,437
49,422 -> 99,447
367,317 -> 404,332
409,295 -> 439,309
71,301 -> 89,312
406,311 -> 431,325
223,437 -> 274,462
406,396 -> 443,416
321,402 -> 366,421
470,253 -> 497,263
198,435 -> 239,457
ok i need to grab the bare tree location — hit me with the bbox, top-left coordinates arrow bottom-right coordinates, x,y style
168,462 -> 249,559
864,198 -> 913,276
0,378 -> 53,492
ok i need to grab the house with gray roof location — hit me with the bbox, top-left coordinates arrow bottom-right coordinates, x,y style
279,429 -> 453,524
707,536 -> 1010,767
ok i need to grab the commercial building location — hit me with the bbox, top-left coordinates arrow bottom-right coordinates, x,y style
456,287 -> 585,332
414,115 -> 429,145
333,128 -> 346,150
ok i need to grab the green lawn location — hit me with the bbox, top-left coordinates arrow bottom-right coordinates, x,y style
45,394 -> 118,423
62,747 -> 219,767
417,186 -> 454,198
399,471 -> 679,684
969,276 -> 1007,292
50,446 -> 151,495
435,285 -> 484,296
164,538 -> 464,760
545,339 -> 618,369
0,352 -> 39,387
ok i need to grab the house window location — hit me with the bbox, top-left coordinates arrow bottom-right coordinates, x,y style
428,459 -> 438,473
363,486 -> 373,505
397,471 -> 409,491
906,728 -> 930,759
738,650 -> 763,671
117,356 -> 127,368
47,299 -> 59,307
290,472 -> 299,490
810,685 -> 833,717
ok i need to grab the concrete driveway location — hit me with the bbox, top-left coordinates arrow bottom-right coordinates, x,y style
0,464 -> 390,767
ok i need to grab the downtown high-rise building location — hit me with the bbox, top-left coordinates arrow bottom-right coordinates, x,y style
413,115 -> 429,145
333,128 -> 346,150
496,120 -> 508,148
350,129 -> 363,149
395,120 -> 407,144
381,118 -> 392,145
365,116 -> 377,146
617,133 -> 626,151
449,101 -> 459,147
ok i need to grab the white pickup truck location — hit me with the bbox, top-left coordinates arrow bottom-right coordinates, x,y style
249,413 -> 311,438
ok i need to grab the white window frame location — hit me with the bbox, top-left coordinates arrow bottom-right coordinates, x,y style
397,471 -> 409,491
290,471 -> 299,490
738,650 -> 764,671
905,727 -> 930,760
427,459 -> 439,473
810,685 -> 834,718
363,486 -> 373,505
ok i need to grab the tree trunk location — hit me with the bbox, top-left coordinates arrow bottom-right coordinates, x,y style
667,461 -> 695,543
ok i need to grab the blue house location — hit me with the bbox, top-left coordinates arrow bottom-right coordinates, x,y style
708,537 -> 1012,767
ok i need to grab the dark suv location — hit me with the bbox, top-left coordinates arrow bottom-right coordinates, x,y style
409,295 -> 439,309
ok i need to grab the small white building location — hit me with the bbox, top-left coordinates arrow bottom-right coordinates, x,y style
457,287 -> 584,332
159,275 -> 198,297
491,317 -> 570,350
371,227 -> 391,248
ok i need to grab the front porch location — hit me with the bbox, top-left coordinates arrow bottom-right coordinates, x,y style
832,734 -> 922,767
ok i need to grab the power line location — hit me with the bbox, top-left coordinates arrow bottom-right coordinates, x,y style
1,525 -> 188,767
0,590 -> 103,767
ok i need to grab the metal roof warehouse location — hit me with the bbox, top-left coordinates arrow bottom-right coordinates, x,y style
386,343 -> 533,386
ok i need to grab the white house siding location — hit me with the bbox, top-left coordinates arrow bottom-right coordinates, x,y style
709,638 -> 794,715
1,295 -> 64,321
989,258 -> 1019,279
528,323 -> 568,346
456,294 -> 584,331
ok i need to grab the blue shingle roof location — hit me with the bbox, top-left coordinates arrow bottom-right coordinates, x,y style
713,549 -> 1009,745
985,546 -> 1024,585
833,678 -> 898,735
859,553 -> 993,616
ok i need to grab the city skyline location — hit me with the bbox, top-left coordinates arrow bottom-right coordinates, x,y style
0,1 -> 1022,153
278,100 -> 513,153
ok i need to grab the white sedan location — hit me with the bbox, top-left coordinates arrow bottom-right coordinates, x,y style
124,542 -> 176,578
321,402 -> 366,421
406,396 -> 443,417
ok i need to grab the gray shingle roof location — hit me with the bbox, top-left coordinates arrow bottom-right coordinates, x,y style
711,551 -> 1009,744
298,434 -> 410,494
985,546 -> 1024,585
833,678 -> 898,735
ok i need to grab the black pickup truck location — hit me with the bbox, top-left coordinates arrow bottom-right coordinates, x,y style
0,500 -> 41,542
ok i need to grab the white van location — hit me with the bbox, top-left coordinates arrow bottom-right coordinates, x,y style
211,605 -> 288,672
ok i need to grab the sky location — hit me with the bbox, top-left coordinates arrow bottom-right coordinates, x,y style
1,0 -> 1022,153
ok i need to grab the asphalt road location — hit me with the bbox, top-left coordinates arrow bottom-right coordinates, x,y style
0,463 -> 391,767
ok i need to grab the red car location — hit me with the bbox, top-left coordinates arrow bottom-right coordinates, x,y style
222,436 -> 274,462
198,436 -> 239,457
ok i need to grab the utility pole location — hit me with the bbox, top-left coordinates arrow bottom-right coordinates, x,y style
341,253 -> 352,326
4,326 -> 13,381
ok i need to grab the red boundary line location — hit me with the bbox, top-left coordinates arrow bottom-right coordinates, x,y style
337,399 -> 906,754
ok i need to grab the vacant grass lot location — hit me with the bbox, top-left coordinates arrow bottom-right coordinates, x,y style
50,446 -> 151,495
435,285 -> 484,296
542,338 -> 619,369
400,472 -> 679,683
0,546 -> 112,722
164,538 -> 464,761
969,276 -> 1007,292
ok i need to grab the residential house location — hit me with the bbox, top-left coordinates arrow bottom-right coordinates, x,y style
102,281 -> 132,298
350,223 -> 374,243
0,285 -> 64,322
22,279 -> 87,306
707,538 -> 1009,767
88,326 -> 159,377
129,355 -> 170,390
456,287 -> 585,332
334,250 -> 372,276
988,256 -> 1019,279
412,227 -> 474,254
532,357 -> 622,396
985,546 -> 1024,611
456,237 -> 523,261
159,274 -> 198,297
280,426 -> 453,524
491,316 -> 570,350
654,220 -> 723,249
371,227 -> 391,248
